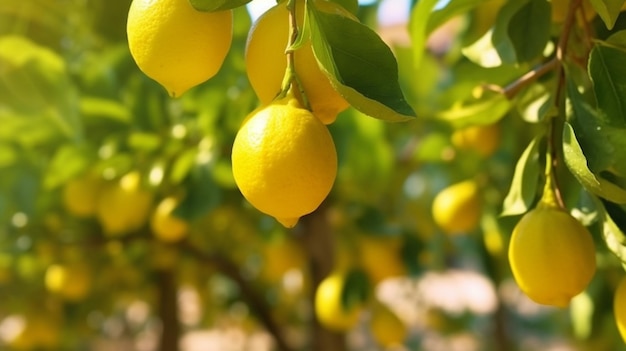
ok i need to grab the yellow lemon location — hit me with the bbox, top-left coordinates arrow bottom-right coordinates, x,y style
62,172 -> 103,217
508,204 -> 596,307
96,171 -> 154,236
314,271 -> 362,332
127,0 -> 233,97
245,0 -> 352,124
358,235 -> 406,284
451,123 -> 501,157
44,263 -> 91,301
150,196 -> 189,242
432,180 -> 481,235
614,277 -> 626,342
370,301 -> 407,347
260,235 -> 307,282
231,97 -> 337,228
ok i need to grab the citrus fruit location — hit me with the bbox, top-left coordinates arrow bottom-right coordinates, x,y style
245,0 -> 352,124
62,172 -> 103,217
451,123 -> 501,157
96,171 -> 154,236
231,96 -> 337,228
314,271 -> 363,331
432,179 -> 481,235
127,0 -> 233,97
508,204 -> 596,307
44,263 -> 91,301
370,301 -> 407,347
150,196 -> 189,242
358,235 -> 406,284
614,277 -> 626,342
260,235 -> 307,282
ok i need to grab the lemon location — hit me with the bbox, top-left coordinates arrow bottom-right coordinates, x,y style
231,96 -> 337,228
314,271 -> 362,331
96,171 -> 154,236
45,263 -> 91,301
127,0 -> 233,97
508,204 -> 596,307
245,0 -> 352,124
451,123 -> 501,157
614,277 -> 626,342
370,301 -> 407,347
62,172 -> 103,217
432,179 -> 481,235
358,235 -> 406,284
260,235 -> 307,282
150,196 -> 189,242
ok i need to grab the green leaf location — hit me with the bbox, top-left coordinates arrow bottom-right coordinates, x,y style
309,6 -> 416,122
588,43 -> 626,126
426,0 -> 489,34
341,268 -> 370,310
589,0 -> 625,30
492,0 -> 550,64
80,97 -> 131,124
176,162 -> 221,220
601,199 -> 626,263
436,91 -> 511,128
501,137 -> 542,216
43,144 -> 93,189
562,122 -> 626,203
0,144 -> 17,168
127,132 -> 162,152
409,0 -> 440,68
507,0 -> 551,63
188,0 -> 250,11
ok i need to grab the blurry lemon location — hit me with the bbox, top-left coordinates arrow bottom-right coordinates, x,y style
231,96 -> 337,227
96,171 -> 154,236
127,0 -> 233,97
314,271 -> 363,331
45,263 -> 91,301
150,196 -> 189,242
62,172 -> 103,217
508,204 -> 596,307
614,277 -> 626,342
451,123 -> 501,157
358,235 -> 406,284
370,300 -> 407,347
6,313 -> 61,350
432,180 -> 481,235
245,0 -> 353,124
261,235 -> 307,282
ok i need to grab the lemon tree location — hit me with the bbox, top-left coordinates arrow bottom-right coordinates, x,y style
4,0 -> 626,350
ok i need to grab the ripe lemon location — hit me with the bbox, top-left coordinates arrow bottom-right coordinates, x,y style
260,235 -> 307,282
127,0 -> 233,97
314,271 -> 363,331
245,0 -> 351,124
45,263 -> 91,301
150,196 -> 189,242
432,180 -> 481,235
508,204 -> 596,307
62,172 -> 103,217
614,277 -> 626,342
370,301 -> 407,347
451,123 -> 501,157
358,235 -> 406,284
231,96 -> 337,228
96,171 -> 154,236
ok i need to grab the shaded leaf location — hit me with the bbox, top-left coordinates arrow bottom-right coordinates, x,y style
502,137 -> 542,216
436,91 -> 511,128
590,0 -> 625,30
43,144 -> 93,189
188,0 -> 251,11
408,0 -> 440,67
588,43 -> 626,127
309,6 -> 416,121
507,0 -> 551,63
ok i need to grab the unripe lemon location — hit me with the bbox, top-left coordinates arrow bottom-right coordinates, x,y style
150,196 -> 189,242
127,0 -> 233,97
231,97 -> 337,228
45,263 -> 91,301
245,0 -> 351,124
96,171 -> 154,236
508,205 -> 596,307
614,277 -> 626,342
62,172 -> 103,217
314,271 -> 363,332
451,123 -> 501,157
370,301 -> 407,347
432,180 -> 481,234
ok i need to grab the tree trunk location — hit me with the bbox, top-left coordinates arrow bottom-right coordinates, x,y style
157,269 -> 180,351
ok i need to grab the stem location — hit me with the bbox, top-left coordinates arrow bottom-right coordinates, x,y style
499,58 -> 559,100
157,268 -> 180,351
179,240 -> 296,351
277,0 -> 310,109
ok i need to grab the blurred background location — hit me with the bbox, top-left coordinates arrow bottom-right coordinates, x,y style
0,0 -> 625,350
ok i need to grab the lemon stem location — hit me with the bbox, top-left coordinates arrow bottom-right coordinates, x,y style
277,0 -> 311,110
